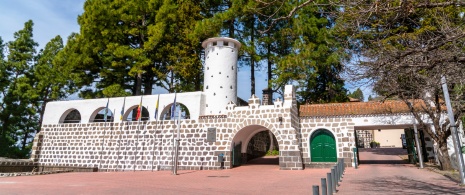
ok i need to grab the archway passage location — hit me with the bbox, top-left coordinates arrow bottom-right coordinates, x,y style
310,129 -> 337,162
231,125 -> 279,167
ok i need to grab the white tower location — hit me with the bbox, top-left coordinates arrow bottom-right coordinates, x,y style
202,37 -> 241,114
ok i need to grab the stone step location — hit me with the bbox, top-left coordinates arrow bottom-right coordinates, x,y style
304,162 -> 337,169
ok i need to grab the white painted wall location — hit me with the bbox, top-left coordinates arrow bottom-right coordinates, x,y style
202,37 -> 241,114
372,129 -> 404,147
42,92 -> 205,124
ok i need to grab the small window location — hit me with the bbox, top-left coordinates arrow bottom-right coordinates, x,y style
230,85 -> 233,89
214,93 -> 216,96
206,85 -> 208,89
219,72 -> 221,74
207,67 -> 209,70
213,42 -> 217,46
220,86 -> 223,88
224,41 -> 229,46
231,66 -> 234,70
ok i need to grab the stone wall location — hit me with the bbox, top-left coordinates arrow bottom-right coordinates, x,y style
33,87 -> 304,171
300,117 -> 356,167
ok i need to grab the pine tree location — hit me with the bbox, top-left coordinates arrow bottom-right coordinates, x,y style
273,1 -> 348,104
0,20 -> 38,158
348,88 -> 364,102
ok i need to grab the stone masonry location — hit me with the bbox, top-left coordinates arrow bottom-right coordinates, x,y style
32,85 -> 304,171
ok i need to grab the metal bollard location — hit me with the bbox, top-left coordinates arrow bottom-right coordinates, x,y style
327,173 -> 333,195
353,148 -> 358,169
334,165 -> 339,186
338,162 -> 342,182
331,168 -> 336,193
321,178 -> 327,195
342,158 -> 345,175
313,185 -> 320,195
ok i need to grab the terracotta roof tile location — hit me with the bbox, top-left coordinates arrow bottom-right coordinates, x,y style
299,100 -> 427,117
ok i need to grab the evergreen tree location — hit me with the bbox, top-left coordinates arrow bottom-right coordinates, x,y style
273,1 -> 348,104
0,20 -> 38,158
367,95 -> 373,101
61,0 -> 209,97
348,88 -> 364,101
0,21 -> 74,158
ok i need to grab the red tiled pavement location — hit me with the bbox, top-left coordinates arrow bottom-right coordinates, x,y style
0,157 -> 328,195
1,151 -> 464,195
338,148 -> 464,194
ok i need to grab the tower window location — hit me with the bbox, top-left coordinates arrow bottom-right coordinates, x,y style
230,85 -> 233,89
213,42 -> 217,46
206,85 -> 208,89
220,86 -> 223,88
231,66 -> 234,70
207,67 -> 209,70
219,72 -> 221,74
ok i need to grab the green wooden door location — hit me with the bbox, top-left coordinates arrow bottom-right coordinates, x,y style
311,130 -> 337,162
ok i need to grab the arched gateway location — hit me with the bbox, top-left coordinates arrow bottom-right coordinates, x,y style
231,125 -> 279,166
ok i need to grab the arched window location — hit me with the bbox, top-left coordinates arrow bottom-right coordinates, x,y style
90,107 -> 114,122
160,103 -> 190,120
60,109 -> 81,123
124,105 -> 150,121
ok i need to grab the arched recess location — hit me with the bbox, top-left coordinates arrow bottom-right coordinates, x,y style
310,129 -> 337,162
59,109 -> 81,123
230,123 -> 280,166
89,107 -> 114,122
159,103 -> 190,120
122,105 -> 149,121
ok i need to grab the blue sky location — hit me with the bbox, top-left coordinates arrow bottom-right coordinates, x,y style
0,1 -> 366,102
0,0 -> 267,101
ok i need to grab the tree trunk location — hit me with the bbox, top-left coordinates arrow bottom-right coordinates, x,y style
250,52 -> 255,96
437,142 -> 453,170
250,16 -> 255,97
144,68 -> 153,95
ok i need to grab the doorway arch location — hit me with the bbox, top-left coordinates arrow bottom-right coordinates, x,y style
310,129 -> 337,162
231,125 -> 279,166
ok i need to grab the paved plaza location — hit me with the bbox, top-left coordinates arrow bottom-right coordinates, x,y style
1,149 -> 464,194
